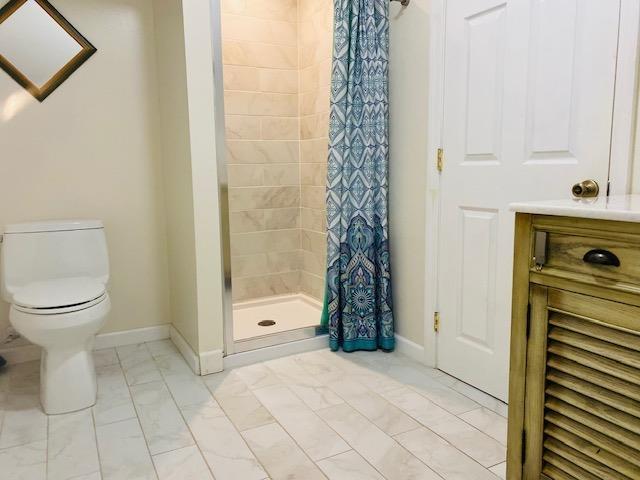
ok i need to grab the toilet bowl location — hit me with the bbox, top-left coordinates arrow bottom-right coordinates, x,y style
1,220 -> 111,414
10,281 -> 110,414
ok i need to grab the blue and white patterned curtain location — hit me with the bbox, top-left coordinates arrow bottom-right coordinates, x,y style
325,0 -> 395,352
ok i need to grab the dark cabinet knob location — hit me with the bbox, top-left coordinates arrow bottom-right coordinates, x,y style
583,249 -> 620,267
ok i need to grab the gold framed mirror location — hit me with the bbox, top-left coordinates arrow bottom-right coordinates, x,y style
0,0 -> 96,102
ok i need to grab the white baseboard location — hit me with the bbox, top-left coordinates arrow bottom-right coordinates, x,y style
1,324 -> 171,365
200,349 -> 224,375
169,326 -> 200,375
223,334 -> 328,370
394,334 -> 425,363
94,324 -> 170,350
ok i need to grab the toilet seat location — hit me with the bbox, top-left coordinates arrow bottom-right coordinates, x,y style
13,293 -> 108,315
12,277 -> 107,315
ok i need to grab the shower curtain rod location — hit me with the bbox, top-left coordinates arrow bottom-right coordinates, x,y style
390,0 -> 410,6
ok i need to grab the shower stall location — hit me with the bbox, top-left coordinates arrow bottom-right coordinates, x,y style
218,0 -> 334,353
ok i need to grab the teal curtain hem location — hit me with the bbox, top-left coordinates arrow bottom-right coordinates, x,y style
330,337 -> 395,353
320,280 -> 330,328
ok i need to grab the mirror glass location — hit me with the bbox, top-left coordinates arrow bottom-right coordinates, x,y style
0,0 -> 96,101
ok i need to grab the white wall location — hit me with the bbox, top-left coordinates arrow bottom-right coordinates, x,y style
388,0 -> 431,346
0,0 -> 170,335
153,0 -> 199,351
632,88 -> 640,192
154,0 -> 226,359
181,0 -> 226,357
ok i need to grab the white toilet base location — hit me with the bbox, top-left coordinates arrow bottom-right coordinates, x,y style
40,345 -> 97,415
9,295 -> 110,415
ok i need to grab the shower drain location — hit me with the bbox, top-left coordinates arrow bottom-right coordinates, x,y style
258,319 -> 276,327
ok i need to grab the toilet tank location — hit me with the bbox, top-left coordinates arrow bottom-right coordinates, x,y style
0,220 -> 110,303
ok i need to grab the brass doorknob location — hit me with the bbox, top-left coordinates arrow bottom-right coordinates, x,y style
571,180 -> 599,198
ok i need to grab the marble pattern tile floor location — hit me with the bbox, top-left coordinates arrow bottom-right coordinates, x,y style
0,341 -> 508,479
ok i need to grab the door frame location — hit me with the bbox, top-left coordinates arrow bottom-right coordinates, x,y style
421,0 -> 640,370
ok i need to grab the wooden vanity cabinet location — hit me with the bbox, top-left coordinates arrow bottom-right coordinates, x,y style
507,214 -> 640,480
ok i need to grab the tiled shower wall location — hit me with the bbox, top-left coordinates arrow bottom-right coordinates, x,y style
299,0 -> 333,300
222,0 -> 332,302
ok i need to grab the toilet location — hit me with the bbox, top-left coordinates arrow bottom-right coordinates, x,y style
1,220 -> 111,414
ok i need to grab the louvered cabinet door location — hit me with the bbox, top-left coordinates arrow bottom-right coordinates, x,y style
523,286 -> 640,479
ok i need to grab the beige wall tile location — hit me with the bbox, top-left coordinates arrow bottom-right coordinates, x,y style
264,186 -> 301,208
300,90 -> 330,116
221,0 -> 333,300
229,186 -> 299,211
225,115 -> 261,140
267,250 -> 302,272
301,229 -> 326,256
224,91 -> 298,117
223,41 -> 297,69
298,0 -> 330,21
232,251 -> 300,278
301,207 -> 326,232
230,210 -> 265,233
226,141 -> 299,164
301,250 -> 325,277
229,208 -> 300,233
298,20 -> 315,45
300,163 -> 326,186
232,271 -> 300,302
228,165 -> 264,187
232,253 -> 271,277
301,185 -> 324,209
300,271 -> 324,301
300,38 -> 332,69
222,14 -> 297,46
259,69 -> 298,94
264,207 -> 300,230
300,139 -> 329,164
229,187 -> 264,211
264,164 -> 300,186
261,117 -> 299,140
300,60 -> 332,93
300,113 -> 330,139
221,0 -> 246,15
241,0 -> 298,22
231,229 -> 300,256
224,65 -> 261,91
298,14 -> 332,46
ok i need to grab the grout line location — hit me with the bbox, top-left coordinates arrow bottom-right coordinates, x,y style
229,374 -> 336,478
433,371 -> 508,418
312,352 -> 506,476
222,37 -> 300,48
44,407 -> 49,480
220,11 -> 299,26
284,353 -> 445,480
91,407 -> 105,480
190,372 -> 282,479
224,90 -> 299,96
118,343 -> 162,480
148,345 -> 217,480
341,355 -> 506,475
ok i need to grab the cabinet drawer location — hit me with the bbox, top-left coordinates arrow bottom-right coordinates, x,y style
535,231 -> 640,287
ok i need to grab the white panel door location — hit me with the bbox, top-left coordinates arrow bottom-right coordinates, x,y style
437,0 -> 621,400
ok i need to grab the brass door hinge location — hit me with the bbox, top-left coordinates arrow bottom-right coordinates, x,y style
433,311 -> 440,332
436,148 -> 444,172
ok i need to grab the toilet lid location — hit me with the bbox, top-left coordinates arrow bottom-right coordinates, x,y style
13,277 -> 106,309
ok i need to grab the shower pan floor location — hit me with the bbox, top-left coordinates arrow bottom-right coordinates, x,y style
233,293 -> 322,341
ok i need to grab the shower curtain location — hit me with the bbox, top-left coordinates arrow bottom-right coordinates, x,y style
322,0 -> 395,352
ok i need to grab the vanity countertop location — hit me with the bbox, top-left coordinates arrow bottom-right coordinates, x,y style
509,195 -> 640,223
